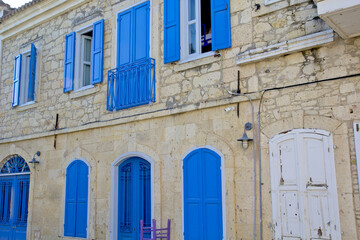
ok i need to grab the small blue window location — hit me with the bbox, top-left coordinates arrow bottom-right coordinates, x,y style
64,160 -> 89,238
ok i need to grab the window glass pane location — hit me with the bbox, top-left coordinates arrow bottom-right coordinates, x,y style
189,23 -> 196,54
83,64 -> 91,86
84,38 -> 92,62
188,0 -> 195,21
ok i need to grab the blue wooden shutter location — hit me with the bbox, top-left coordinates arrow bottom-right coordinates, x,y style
117,10 -> 132,67
202,149 -> 223,239
64,32 -> 75,92
28,43 -> 37,101
75,162 -> 88,238
184,150 -> 203,240
64,162 -> 77,236
12,54 -> 22,107
133,2 -> 149,62
211,0 -> 231,50
91,19 -> 104,85
164,0 -> 180,63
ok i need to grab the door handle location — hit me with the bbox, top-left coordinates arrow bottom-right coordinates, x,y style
12,226 -> 16,229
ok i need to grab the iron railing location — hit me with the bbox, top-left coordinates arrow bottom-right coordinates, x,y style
107,58 -> 156,111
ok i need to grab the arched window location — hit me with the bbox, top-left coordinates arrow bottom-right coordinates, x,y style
0,155 -> 30,174
64,160 -> 89,238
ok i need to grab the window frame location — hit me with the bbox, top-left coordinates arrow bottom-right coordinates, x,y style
63,159 -> 90,238
74,26 -> 93,92
13,45 -> 38,107
180,0 -> 214,62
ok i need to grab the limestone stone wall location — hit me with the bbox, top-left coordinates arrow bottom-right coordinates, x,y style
0,0 -> 360,239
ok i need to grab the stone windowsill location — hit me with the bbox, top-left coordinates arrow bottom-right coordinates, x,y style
70,85 -> 100,99
174,52 -> 219,72
15,101 -> 38,112
236,30 -> 334,65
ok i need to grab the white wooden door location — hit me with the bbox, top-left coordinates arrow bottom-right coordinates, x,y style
270,130 -> 341,240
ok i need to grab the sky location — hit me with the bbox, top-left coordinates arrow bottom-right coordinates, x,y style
3,0 -> 32,8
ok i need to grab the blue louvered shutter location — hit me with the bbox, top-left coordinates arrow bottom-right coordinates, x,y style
28,43 -> 37,101
91,19 -> 104,85
211,0 -> 231,50
75,162 -> 88,238
164,0 -> 180,63
12,54 -> 22,107
117,10 -> 132,67
64,32 -> 75,92
64,162 -> 77,236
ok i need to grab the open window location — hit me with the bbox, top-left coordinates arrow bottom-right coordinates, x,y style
64,19 -> 104,93
164,0 -> 231,63
12,44 -> 37,107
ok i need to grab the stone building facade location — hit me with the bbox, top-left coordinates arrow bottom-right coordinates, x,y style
0,0 -> 359,239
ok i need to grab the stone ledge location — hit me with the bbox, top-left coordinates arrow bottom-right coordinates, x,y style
69,85 -> 99,99
236,30 -> 334,65
15,101 -> 38,112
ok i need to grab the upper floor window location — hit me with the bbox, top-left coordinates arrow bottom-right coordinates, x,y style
12,43 -> 37,107
164,0 -> 231,63
64,20 -> 104,93
181,0 -> 212,60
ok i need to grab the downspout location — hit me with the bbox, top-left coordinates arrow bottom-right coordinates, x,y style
218,51 -> 257,240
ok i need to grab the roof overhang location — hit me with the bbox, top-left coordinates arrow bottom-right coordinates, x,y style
317,0 -> 360,39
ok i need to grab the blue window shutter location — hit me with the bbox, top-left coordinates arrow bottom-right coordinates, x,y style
64,32 -> 75,92
12,54 -> 22,107
28,43 -> 37,101
64,162 -> 77,237
117,10 -> 132,67
164,0 -> 180,63
91,19 -> 104,85
211,0 -> 231,50
75,162 -> 88,238
133,2 -> 150,62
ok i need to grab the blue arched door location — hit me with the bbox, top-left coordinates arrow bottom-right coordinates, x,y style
118,157 -> 151,240
0,155 -> 30,240
183,148 -> 223,240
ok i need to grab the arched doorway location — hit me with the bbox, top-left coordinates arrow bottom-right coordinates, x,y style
183,147 -> 224,240
117,157 -> 151,240
269,129 -> 341,240
0,155 -> 30,240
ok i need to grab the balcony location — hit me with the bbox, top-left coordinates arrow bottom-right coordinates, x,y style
107,58 -> 156,111
317,0 -> 360,39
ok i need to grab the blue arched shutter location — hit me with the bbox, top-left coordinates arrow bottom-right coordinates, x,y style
12,54 -> 22,107
184,148 -> 223,240
184,150 -> 202,239
91,19 -> 104,85
28,43 -> 37,101
64,32 -> 75,92
211,0 -> 231,50
64,160 -> 88,238
75,162 -> 88,237
64,162 -> 77,236
202,149 -> 223,239
164,0 -> 180,63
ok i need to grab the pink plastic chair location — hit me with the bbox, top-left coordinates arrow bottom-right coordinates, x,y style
140,219 -> 171,240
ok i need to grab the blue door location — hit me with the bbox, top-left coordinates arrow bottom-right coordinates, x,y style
118,157 -> 151,240
183,148 -> 223,240
0,175 -> 30,240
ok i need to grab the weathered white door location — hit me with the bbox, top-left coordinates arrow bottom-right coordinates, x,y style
270,129 -> 341,240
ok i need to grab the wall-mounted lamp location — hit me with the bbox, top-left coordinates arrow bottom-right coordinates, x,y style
29,151 -> 41,165
237,122 -> 253,149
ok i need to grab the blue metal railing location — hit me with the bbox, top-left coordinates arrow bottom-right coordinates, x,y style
107,58 -> 156,111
